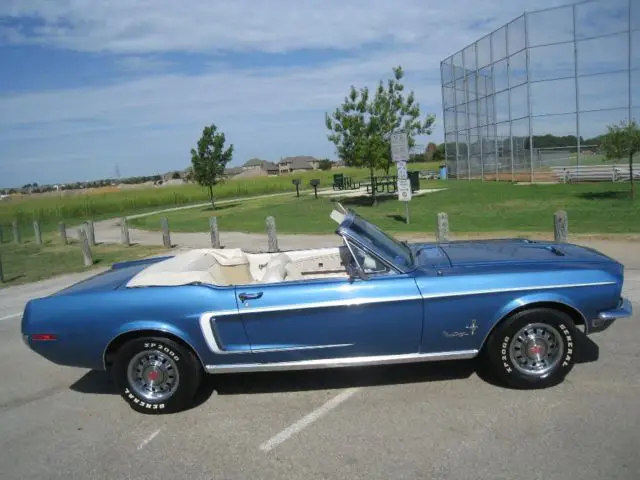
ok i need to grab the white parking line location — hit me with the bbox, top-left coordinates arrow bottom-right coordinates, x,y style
137,428 -> 162,450
259,387 -> 359,453
0,313 -> 21,322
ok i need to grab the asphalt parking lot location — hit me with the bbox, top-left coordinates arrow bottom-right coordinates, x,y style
1,264 -> 639,480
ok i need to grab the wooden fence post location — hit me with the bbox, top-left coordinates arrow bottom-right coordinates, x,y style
33,220 -> 42,246
436,212 -> 449,242
120,218 -> 130,245
58,222 -> 68,245
78,228 -> 93,266
209,217 -> 220,248
554,210 -> 568,243
0,254 -> 4,283
266,216 -> 279,252
12,220 -> 20,244
85,220 -> 96,246
161,218 -> 172,248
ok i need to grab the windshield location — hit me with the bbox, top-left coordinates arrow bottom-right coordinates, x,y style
347,214 -> 413,270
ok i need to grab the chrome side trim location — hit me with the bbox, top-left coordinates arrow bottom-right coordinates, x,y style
199,312 -> 353,354
252,343 -> 353,353
199,311 -> 242,355
204,349 -> 478,374
238,294 -> 421,315
419,281 -> 616,300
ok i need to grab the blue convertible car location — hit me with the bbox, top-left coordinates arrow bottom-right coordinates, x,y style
22,205 -> 632,413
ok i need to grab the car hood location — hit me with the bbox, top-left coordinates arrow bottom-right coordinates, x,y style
411,239 -> 622,269
50,255 -> 173,296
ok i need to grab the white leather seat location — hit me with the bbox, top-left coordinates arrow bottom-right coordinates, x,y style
259,253 -> 292,283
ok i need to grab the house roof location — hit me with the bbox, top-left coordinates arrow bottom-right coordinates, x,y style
279,156 -> 319,169
243,158 -> 265,167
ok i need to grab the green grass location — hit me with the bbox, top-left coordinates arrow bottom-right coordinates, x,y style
129,180 -> 640,235
0,235 -> 167,287
0,162 -> 439,240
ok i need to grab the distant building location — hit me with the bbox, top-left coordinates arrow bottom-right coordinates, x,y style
278,156 -> 320,174
242,158 -> 279,175
223,167 -> 244,178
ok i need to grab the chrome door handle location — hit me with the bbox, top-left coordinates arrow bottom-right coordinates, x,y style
238,292 -> 263,302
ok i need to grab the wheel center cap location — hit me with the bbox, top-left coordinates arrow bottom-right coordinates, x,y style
144,367 -> 164,384
527,342 -> 546,358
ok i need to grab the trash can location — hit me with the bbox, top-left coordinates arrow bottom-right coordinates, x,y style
408,171 -> 420,192
439,165 -> 448,180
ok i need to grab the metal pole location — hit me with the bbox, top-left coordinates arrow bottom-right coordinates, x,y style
463,49 -> 472,180
440,61 -> 449,175
490,32 -> 499,181
453,62 -> 460,180
506,23 -> 514,182
475,42 -> 484,181
405,202 -> 410,225
524,12 -> 534,182
628,0 -> 633,125
572,4 -> 581,174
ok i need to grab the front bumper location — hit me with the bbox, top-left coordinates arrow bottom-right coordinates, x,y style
591,297 -> 633,332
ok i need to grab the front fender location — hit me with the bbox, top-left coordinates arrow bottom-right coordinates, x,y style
479,292 -> 588,349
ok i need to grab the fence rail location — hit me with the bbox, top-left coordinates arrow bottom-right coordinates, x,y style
0,211 -> 576,285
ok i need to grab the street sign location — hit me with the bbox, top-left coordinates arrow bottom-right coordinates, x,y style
396,160 -> 408,180
397,178 -> 412,202
390,133 -> 409,163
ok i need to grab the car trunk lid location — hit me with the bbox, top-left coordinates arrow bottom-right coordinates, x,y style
50,255 -> 173,296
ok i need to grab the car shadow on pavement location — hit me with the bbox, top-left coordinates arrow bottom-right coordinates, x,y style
70,360 -> 477,406
69,334 -> 600,410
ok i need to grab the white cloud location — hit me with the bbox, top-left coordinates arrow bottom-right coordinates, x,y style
0,0 -> 567,54
1,0 -> 629,186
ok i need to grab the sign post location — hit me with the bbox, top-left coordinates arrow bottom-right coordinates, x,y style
391,133 -> 411,224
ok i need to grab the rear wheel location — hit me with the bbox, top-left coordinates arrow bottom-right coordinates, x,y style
112,336 -> 202,414
484,308 -> 578,389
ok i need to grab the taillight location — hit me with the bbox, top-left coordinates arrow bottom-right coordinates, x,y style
31,334 -> 57,341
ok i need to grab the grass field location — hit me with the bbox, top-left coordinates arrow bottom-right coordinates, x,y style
129,180 -> 640,235
0,235 -> 167,287
0,162 -> 440,239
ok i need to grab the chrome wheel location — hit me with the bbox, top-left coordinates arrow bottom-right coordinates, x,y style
509,323 -> 564,377
126,350 -> 180,402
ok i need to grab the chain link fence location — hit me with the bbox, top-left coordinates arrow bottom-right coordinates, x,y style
440,0 -> 639,182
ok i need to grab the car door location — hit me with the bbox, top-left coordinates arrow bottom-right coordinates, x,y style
236,244 -> 423,363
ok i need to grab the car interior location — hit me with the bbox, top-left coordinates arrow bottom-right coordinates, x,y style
125,206 -> 388,288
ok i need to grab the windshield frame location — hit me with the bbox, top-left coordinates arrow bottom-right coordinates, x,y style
336,210 -> 415,274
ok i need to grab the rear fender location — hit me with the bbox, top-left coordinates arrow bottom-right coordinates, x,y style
103,320 -> 205,370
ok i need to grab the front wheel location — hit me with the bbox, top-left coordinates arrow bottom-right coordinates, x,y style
484,308 -> 578,389
112,336 -> 202,414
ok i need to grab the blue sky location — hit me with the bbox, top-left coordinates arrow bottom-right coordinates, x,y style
0,0 -> 632,187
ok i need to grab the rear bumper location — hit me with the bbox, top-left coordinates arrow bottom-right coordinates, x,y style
591,297 -> 633,332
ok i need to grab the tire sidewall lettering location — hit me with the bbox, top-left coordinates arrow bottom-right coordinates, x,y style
499,320 -> 573,376
123,341 -> 181,410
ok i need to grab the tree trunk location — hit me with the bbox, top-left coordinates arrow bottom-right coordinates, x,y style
383,158 -> 391,176
630,152 -> 635,200
369,166 -> 377,206
208,185 -> 215,209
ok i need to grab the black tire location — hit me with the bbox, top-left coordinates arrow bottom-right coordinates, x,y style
112,336 -> 202,414
483,308 -> 578,389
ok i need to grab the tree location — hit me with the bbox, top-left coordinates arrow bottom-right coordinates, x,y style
318,159 -> 333,171
190,123 -> 234,208
325,66 -> 436,203
600,119 -> 640,200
